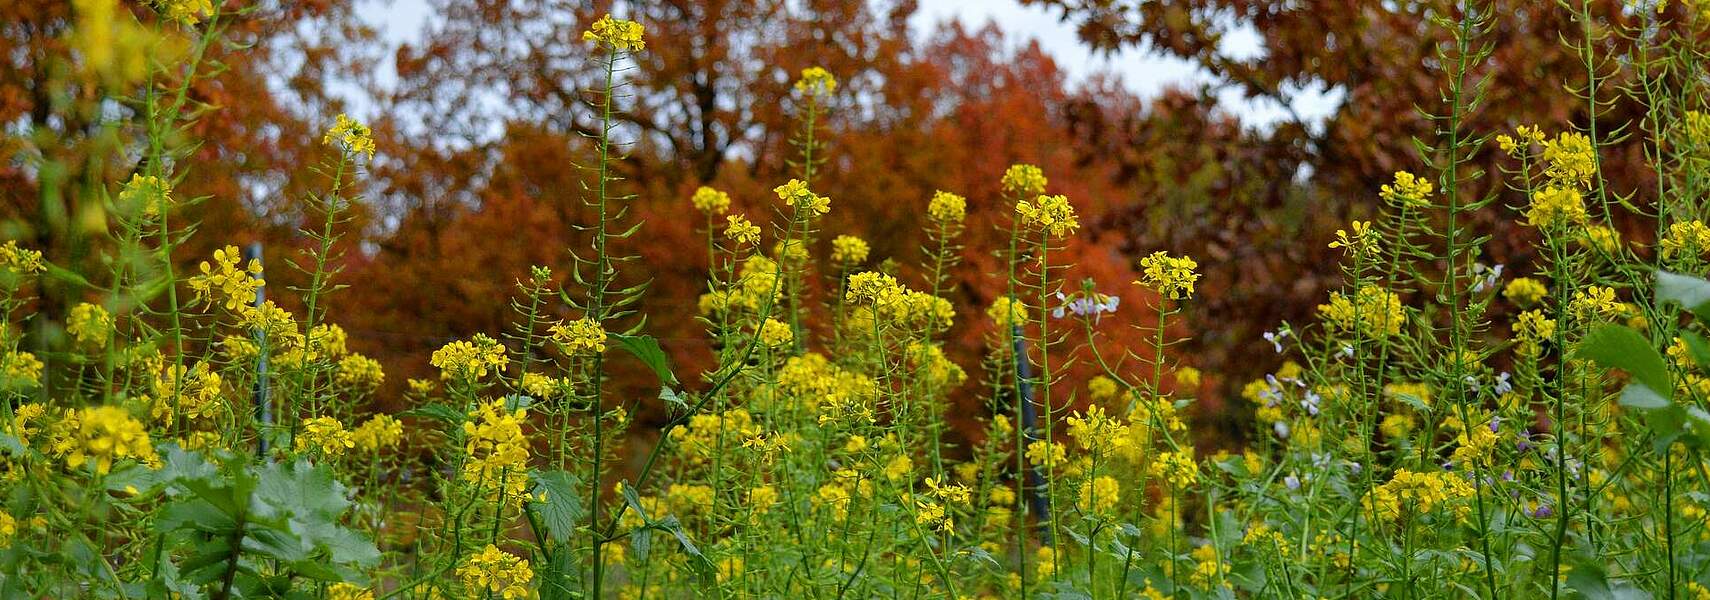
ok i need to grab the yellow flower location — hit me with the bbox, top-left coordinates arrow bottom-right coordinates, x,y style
1136,251 -> 1200,299
352,414 -> 403,452
1001,164 -> 1048,196
431,334 -> 509,381
883,454 -> 914,481
66,302 -> 112,349
927,190 -> 967,226
550,318 -> 607,355
582,14 -> 646,52
1088,375 -> 1120,401
0,241 -> 43,276
1077,475 -> 1122,515
1175,367 -> 1202,389
1503,277 -> 1548,308
830,234 -> 870,264
1580,224 -> 1621,254
119,173 -> 174,218
1514,310 -> 1557,356
986,296 -> 1029,329
151,0 -> 214,25
774,179 -> 830,217
794,66 -> 837,97
458,544 -> 535,599
327,583 -> 373,600
1015,194 -> 1079,239
1362,468 -> 1475,523
724,214 -> 761,246
1379,171 -> 1434,209
1150,449 -> 1201,488
757,318 -> 793,348
336,353 -> 385,391
1569,285 -> 1620,322
1024,440 -> 1067,469
1542,131 -> 1597,188
1317,285 -> 1405,338
148,362 -> 224,423
0,510 -> 14,548
1661,220 -> 1710,261
322,113 -> 376,160
187,245 -> 265,311
691,186 -> 731,215
52,406 -> 159,475
1525,185 -> 1588,229
1328,220 -> 1380,257
2,351 -> 43,389
295,417 -> 354,457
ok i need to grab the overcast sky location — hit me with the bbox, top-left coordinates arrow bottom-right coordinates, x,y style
358,0 -> 1342,129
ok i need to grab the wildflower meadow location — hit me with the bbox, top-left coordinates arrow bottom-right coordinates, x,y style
8,0 -> 1710,598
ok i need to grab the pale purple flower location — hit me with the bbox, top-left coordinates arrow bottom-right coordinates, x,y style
1264,329 -> 1290,353
1284,473 -> 1301,490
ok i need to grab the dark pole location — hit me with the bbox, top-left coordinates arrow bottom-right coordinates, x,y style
1013,325 -> 1051,544
243,242 -> 270,456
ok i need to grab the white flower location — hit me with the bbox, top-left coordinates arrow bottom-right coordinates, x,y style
1263,328 -> 1290,353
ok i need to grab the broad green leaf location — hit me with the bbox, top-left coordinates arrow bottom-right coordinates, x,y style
1575,325 -> 1670,407
611,333 -> 678,385
1682,331 -> 1710,372
1658,270 -> 1710,323
529,470 -> 585,544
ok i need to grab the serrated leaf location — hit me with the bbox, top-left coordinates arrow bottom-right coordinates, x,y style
1575,325 -> 1670,408
610,333 -> 677,385
529,470 -> 585,544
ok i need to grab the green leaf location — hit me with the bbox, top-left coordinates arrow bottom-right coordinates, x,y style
399,403 -> 466,425
1658,270 -> 1710,323
658,386 -> 687,410
1575,325 -> 1671,408
1683,331 -> 1710,372
529,470 -> 585,544
611,333 -> 677,385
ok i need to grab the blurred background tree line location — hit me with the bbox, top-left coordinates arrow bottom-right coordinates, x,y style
3,0 -> 1695,448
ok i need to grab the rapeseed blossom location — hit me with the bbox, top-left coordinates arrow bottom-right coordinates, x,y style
352,414 -> 403,452
52,406 -> 159,475
691,186 -> 731,215
1525,186 -> 1589,229
725,214 -> 761,246
830,234 -> 870,264
550,318 -> 607,355
583,14 -> 646,52
431,334 -> 509,381
1015,194 -> 1079,239
1317,285 -> 1405,338
1379,171 -> 1434,208
1137,251 -> 1200,299
927,190 -> 967,226
795,66 -> 837,97
296,416 -> 354,457
1503,277 -> 1548,307
1000,164 -> 1048,196
774,179 -> 830,217
323,113 -> 376,160
66,303 -> 112,349
119,174 -> 174,218
458,544 -> 535,599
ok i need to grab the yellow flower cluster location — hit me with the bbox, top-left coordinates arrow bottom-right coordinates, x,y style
1580,224 -> 1621,254
458,544 -> 535,599
776,353 -> 877,423
1514,310 -> 1556,356
1025,440 -> 1067,469
0,241 -> 44,276
323,113 -> 376,160
1569,285 -> 1620,322
774,179 -> 830,217
906,343 -> 967,389
1503,277 -> 1548,307
670,409 -> 760,465
336,353 -> 385,390
52,406 -> 159,475
1066,405 -> 1131,457
831,234 -> 870,264
795,66 -> 837,97
187,245 -> 264,311
1362,468 -> 1475,523
1379,171 -> 1434,208
724,214 -> 761,246
1496,124 -> 1547,156
0,510 -> 13,548
149,361 -> 224,423
431,334 -> 509,381
1542,131 -> 1597,188
583,14 -> 646,52
1077,475 -> 1122,515
1015,194 -> 1080,239
758,318 -> 794,348
66,302 -> 112,349
1525,186 -> 1588,229
1317,285 -> 1405,338
152,0 -> 214,26
1150,449 -> 1201,488
352,414 -> 403,452
462,398 -> 531,501
1136,251 -> 1200,299
326,583 -> 373,600
927,190 -> 967,226
986,296 -> 1029,328
550,318 -> 607,355
843,271 -> 953,329
691,186 -> 731,215
1001,164 -> 1048,196
296,416 -> 354,457
1661,220 -> 1710,260
1328,220 -> 1379,257
0,351 -> 40,391
119,173 -> 174,218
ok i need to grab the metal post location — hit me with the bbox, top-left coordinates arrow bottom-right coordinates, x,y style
243,242 -> 270,456
1013,324 -> 1052,543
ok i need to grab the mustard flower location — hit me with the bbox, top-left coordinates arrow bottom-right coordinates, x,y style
1151,449 -> 1201,488
774,179 -> 830,217
1542,131 -> 1597,187
1514,310 -> 1556,356
52,406 -> 159,475
1525,185 -> 1589,229
187,245 -> 264,311
794,66 -> 837,97
462,398 -> 531,502
0,510 -> 13,548
1015,194 -> 1080,239
1136,251 -> 1200,299
1362,468 -> 1475,523
336,353 -> 385,390
1317,285 -> 1405,338
1580,224 -> 1622,254
66,302 -> 112,349
550,317 -> 607,355
326,583 -> 373,600
322,113 -> 376,160
0,241 -> 45,276
431,334 -> 509,381
1001,164 -> 1048,197
458,544 -> 535,599
1661,220 -> 1710,260
927,190 -> 967,226
845,271 -> 902,306
296,416 -> 354,457
830,234 -> 870,264
1175,367 -> 1202,389
352,414 -> 403,452
1328,220 -> 1380,257
119,173 -> 173,218
691,186 -> 731,215
757,318 -> 793,348
1379,171 -> 1434,208
152,0 -> 213,25
148,362 -> 224,423
1569,285 -> 1620,321
583,14 -> 646,52
1077,475 -> 1122,515
725,214 -> 761,246
2,352 -> 43,389
1024,440 -> 1067,469
1503,277 -> 1548,308
986,296 -> 1029,329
